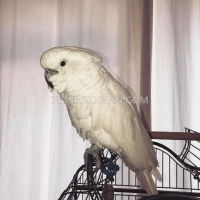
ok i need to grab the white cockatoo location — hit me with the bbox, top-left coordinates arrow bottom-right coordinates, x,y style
40,47 -> 162,195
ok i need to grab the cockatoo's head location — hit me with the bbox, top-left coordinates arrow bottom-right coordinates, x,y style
40,46 -> 102,93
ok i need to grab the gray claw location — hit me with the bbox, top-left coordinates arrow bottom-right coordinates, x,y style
84,144 -> 101,169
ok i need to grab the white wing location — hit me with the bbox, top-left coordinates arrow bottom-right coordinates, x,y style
89,76 -> 159,172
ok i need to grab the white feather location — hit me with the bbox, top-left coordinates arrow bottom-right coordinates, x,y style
40,46 -> 162,195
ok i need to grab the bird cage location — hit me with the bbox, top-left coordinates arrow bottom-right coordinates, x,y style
58,128 -> 200,200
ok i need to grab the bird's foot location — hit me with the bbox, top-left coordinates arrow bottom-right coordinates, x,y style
84,144 -> 101,169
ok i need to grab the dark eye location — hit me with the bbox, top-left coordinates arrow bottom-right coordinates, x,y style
60,61 -> 66,67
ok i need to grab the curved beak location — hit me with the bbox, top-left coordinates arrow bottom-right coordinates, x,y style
44,72 -> 54,89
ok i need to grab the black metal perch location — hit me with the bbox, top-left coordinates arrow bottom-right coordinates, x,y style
58,128 -> 200,200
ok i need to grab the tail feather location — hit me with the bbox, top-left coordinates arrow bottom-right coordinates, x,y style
151,168 -> 162,182
136,169 -> 159,195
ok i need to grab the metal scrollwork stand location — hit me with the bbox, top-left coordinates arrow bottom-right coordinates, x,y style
58,128 -> 200,200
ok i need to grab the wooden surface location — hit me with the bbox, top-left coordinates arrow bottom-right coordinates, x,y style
149,131 -> 200,140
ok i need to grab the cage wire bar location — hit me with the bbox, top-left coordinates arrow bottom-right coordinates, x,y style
58,128 -> 200,200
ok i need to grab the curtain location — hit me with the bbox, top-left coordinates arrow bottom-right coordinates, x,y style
0,0 -> 199,199
152,0 -> 200,153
